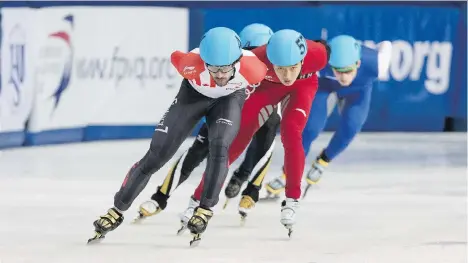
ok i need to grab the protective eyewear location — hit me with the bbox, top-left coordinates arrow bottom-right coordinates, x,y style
331,63 -> 358,73
206,64 -> 235,73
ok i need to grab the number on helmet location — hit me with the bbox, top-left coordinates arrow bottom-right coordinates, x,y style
295,35 -> 306,55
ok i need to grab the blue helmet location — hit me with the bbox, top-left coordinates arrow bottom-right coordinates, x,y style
239,23 -> 273,48
328,35 -> 361,69
266,29 -> 307,66
199,27 -> 242,66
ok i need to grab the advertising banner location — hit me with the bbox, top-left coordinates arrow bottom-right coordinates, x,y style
0,8 -> 36,147
26,6 -> 188,144
200,6 -> 461,131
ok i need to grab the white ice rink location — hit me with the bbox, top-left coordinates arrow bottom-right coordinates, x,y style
0,133 -> 466,263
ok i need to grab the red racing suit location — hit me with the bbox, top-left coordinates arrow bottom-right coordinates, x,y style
193,40 -> 328,200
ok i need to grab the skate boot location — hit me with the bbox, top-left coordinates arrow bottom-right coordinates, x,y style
87,207 -> 124,244
133,188 -> 168,223
238,183 -> 260,225
223,169 -> 248,209
259,173 -> 286,202
187,206 -> 213,247
303,156 -> 328,198
280,198 -> 300,238
176,196 -> 200,235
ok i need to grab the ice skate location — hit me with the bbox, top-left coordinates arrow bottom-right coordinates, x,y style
132,200 -> 162,223
237,183 -> 260,225
187,206 -> 213,247
223,170 -> 247,209
238,195 -> 255,226
302,158 -> 328,198
280,198 -> 299,238
87,208 -> 124,244
176,196 -> 200,236
132,189 -> 168,223
259,173 -> 285,202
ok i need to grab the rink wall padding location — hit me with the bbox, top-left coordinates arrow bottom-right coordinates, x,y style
25,128 -> 84,146
83,126 -> 158,141
0,131 -> 25,149
0,2 -> 466,149
20,123 -> 205,147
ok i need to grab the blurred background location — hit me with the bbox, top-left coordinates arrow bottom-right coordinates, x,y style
0,1 -> 466,148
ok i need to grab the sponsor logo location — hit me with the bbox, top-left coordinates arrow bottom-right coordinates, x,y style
7,23 -> 26,108
216,118 -> 233,126
37,14 -> 74,111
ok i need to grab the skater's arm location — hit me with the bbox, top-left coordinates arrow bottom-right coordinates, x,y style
279,83 -> 317,199
324,89 -> 371,160
171,48 -> 205,80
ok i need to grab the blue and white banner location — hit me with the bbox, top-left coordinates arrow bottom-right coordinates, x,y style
0,3 -> 464,149
0,8 -> 36,147
199,5 -> 463,131
26,6 -> 188,144
317,5 -> 460,131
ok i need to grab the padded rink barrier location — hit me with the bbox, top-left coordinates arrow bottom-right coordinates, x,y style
0,131 -> 25,149
1,6 -> 189,148
83,122 -> 205,142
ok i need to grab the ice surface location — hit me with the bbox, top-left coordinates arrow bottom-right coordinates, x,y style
0,133 -> 466,263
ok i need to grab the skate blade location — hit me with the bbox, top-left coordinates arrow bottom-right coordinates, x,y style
176,223 -> 187,236
282,224 -> 293,239
189,234 -> 201,247
302,184 -> 313,199
131,212 -> 147,224
239,211 -> 247,227
87,232 -> 105,245
223,199 -> 230,210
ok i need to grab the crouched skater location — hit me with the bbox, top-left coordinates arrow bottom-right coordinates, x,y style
134,23 -> 276,229
86,27 -> 267,246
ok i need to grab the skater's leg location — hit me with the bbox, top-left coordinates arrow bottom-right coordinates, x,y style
158,123 -> 210,198
114,85 -> 208,212
88,79 -> 212,242
89,80 -> 210,241
187,89 -> 247,236
136,124 -> 210,220
192,84 -> 278,202
224,110 -> 280,201
239,110 -> 280,181
303,89 -> 371,198
180,124 -> 210,182
245,110 -> 281,188
236,112 -> 280,220
198,89 -> 247,208
323,89 -> 371,160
